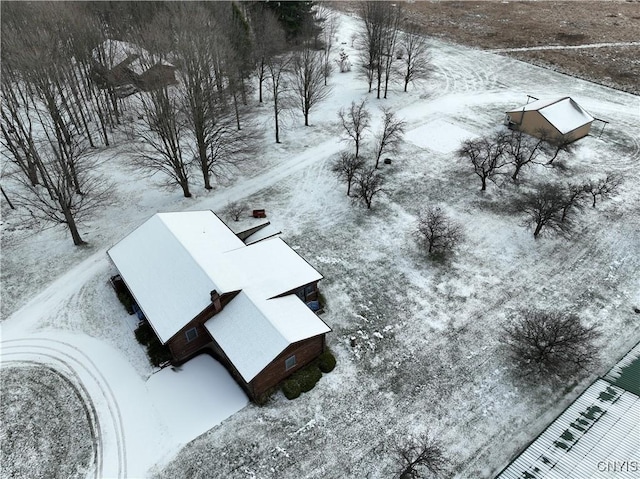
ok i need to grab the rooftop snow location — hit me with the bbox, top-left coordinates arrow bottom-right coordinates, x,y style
108,212 -> 324,346
496,379 -> 640,479
508,97 -> 594,135
93,39 -> 146,73
108,213 -> 223,343
92,39 -> 174,74
219,237 -> 323,299
205,290 -> 330,382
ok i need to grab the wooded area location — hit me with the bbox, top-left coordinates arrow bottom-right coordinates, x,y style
1,2 -> 432,245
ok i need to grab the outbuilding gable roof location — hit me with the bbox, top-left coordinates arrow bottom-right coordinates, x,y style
507,97 -> 594,135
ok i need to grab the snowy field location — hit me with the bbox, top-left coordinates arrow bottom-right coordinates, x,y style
2,11 -> 640,479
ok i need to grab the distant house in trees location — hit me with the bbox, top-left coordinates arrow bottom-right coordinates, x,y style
107,211 -> 330,401
91,40 -> 177,97
505,97 -> 594,142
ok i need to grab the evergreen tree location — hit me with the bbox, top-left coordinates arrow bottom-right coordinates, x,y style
264,1 -> 315,42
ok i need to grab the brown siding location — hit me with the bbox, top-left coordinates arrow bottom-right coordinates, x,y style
206,340 -> 254,398
250,335 -> 325,399
521,111 -> 558,138
276,281 -> 320,303
507,110 -> 524,125
167,302 -> 218,362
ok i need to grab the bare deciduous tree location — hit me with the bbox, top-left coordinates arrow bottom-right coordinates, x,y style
1,79 -> 42,188
291,46 -> 332,126
398,24 -> 431,92
358,1 -> 402,98
171,4 -> 223,191
266,54 -> 292,143
135,88 -> 192,197
374,108 -> 405,168
503,129 -> 546,182
543,132 -> 577,165
199,117 -> 259,188
560,182 -> 587,222
353,166 -> 384,209
583,173 -> 621,208
249,5 -> 287,104
314,4 -> 340,85
8,135 -> 111,246
416,206 -> 463,256
331,151 -> 365,196
221,200 -> 247,222
393,432 -> 447,479
504,310 -> 601,382
515,183 -> 570,238
457,132 -> 509,191
338,100 -> 370,158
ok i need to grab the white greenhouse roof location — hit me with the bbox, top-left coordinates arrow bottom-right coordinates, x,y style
205,290 -> 330,382
496,379 -> 640,479
108,211 -> 325,351
507,97 -> 594,135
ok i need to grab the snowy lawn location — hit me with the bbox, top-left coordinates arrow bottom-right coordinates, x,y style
2,11 -> 640,479
146,354 -> 249,445
406,119 -> 479,154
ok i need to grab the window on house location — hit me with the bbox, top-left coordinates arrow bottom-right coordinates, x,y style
285,355 -> 296,370
185,327 -> 198,342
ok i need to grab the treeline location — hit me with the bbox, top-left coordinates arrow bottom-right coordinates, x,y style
0,1 -> 328,244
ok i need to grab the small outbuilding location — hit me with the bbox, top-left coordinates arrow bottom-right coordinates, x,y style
108,211 -> 331,401
505,97 -> 594,143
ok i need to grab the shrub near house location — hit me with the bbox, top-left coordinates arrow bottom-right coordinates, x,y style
108,210 -> 331,401
282,349 -> 336,400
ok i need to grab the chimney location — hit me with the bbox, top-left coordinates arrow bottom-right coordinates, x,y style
210,290 -> 221,311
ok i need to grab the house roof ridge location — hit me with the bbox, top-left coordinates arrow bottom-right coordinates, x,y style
156,212 -> 227,294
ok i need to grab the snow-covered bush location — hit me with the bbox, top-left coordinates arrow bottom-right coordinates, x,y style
294,366 -> 322,393
282,379 -> 301,400
317,349 -> 336,373
134,322 -> 155,345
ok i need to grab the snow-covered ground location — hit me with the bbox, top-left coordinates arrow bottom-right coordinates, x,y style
2,11 -> 640,479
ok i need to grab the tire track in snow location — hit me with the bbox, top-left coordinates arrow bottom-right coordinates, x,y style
1,359 -> 102,479
491,41 -> 640,53
2,252 -> 109,336
205,138 -> 345,208
1,338 -> 127,479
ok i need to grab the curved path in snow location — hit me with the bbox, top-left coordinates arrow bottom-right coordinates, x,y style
491,41 -> 640,53
1,254 -> 119,474
1,337 -> 127,479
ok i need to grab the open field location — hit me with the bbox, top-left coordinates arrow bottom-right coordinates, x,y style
1,9 -> 639,479
337,1 -> 640,94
